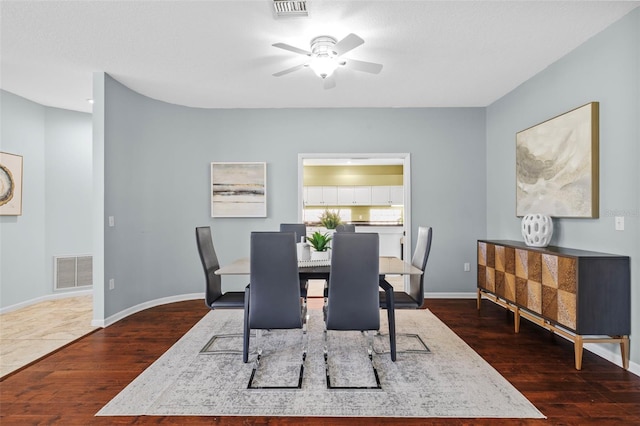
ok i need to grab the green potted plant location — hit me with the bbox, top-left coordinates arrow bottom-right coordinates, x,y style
307,231 -> 332,260
319,209 -> 342,230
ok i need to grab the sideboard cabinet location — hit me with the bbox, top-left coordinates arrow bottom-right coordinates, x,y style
477,240 -> 630,370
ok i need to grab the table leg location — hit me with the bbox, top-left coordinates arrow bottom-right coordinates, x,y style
387,303 -> 396,362
379,279 -> 396,362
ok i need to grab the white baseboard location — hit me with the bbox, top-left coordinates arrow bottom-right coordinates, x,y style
92,293 -> 205,328
426,292 -> 638,378
584,342 -> 640,376
0,288 -> 94,315
426,292 -> 476,299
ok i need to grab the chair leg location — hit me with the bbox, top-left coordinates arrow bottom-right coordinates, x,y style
200,332 -> 244,354
375,311 -> 430,357
375,329 -> 431,355
247,329 -> 306,389
324,329 -> 382,390
243,285 -> 251,363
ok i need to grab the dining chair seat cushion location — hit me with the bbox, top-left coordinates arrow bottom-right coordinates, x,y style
209,291 -> 246,309
379,290 -> 420,309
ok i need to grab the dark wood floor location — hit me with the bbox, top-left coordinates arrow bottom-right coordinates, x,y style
1,298 -> 638,425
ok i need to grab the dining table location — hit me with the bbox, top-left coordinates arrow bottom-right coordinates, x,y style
215,256 -> 422,277
215,256 -> 423,362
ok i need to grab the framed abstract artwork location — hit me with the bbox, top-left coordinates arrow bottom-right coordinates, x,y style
516,102 -> 599,218
211,162 -> 267,218
0,151 -> 23,216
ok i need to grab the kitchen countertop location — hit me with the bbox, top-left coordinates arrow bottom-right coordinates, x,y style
353,223 -> 403,227
306,222 -> 403,227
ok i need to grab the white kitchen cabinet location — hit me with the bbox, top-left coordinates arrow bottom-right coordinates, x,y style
304,186 -> 338,206
354,225 -> 404,258
371,186 -> 404,205
337,186 -> 372,205
389,185 -> 404,204
306,185 -> 403,206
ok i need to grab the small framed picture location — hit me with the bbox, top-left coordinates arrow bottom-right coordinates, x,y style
211,162 -> 267,218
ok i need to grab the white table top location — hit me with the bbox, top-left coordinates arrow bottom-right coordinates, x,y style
215,256 -> 422,276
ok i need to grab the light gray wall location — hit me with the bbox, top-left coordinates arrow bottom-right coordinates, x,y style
486,9 -> 639,365
0,90 -> 92,309
99,73 -> 487,318
0,91 -> 46,307
45,107 -> 93,286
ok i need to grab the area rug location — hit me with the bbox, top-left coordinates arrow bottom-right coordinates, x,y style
97,309 -> 544,418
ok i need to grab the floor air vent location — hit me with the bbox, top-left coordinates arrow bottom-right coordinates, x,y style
54,255 -> 93,290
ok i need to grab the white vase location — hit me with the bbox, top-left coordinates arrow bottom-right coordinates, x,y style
297,242 -> 311,261
521,214 -> 553,247
310,250 -> 330,261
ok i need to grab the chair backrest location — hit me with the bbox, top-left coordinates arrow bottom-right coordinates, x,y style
279,223 -> 307,242
195,226 -> 222,308
249,232 -> 302,330
326,233 -> 380,331
335,224 -> 356,233
408,226 -> 433,305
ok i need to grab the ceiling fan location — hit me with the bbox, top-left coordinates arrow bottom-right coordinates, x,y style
272,33 -> 383,89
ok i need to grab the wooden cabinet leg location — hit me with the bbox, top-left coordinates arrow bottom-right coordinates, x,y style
514,307 -> 520,333
620,336 -> 630,370
477,289 -> 481,310
574,335 -> 584,370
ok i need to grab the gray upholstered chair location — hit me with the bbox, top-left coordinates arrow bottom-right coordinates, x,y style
195,226 -> 246,354
243,231 -> 306,388
279,223 -> 307,242
324,232 -> 387,389
335,223 -> 356,232
279,223 -> 309,298
379,226 -> 433,354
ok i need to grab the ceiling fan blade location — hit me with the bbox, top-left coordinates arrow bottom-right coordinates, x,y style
272,42 -> 311,56
333,33 -> 364,56
345,58 -> 383,74
273,63 -> 307,77
323,74 -> 336,90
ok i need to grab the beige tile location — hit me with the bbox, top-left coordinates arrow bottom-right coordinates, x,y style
0,295 -> 97,378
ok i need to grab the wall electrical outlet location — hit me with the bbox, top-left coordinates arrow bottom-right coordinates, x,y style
615,216 -> 624,231
109,278 -> 115,290
464,262 -> 470,272
108,216 -> 115,227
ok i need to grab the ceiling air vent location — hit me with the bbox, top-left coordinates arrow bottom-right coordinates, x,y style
273,1 -> 308,17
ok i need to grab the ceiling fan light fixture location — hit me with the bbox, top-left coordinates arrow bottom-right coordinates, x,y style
271,33 -> 382,87
309,55 -> 338,79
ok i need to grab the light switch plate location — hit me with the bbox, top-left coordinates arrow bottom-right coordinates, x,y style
615,216 -> 624,231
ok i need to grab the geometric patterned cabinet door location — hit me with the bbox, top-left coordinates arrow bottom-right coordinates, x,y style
478,240 -> 630,371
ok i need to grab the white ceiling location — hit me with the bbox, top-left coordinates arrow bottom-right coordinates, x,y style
1,1 -> 638,113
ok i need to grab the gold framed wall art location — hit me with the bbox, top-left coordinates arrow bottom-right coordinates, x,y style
0,151 -> 23,216
516,102 -> 599,218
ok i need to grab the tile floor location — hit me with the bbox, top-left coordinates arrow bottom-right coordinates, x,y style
0,277 -> 404,378
0,295 -> 97,378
